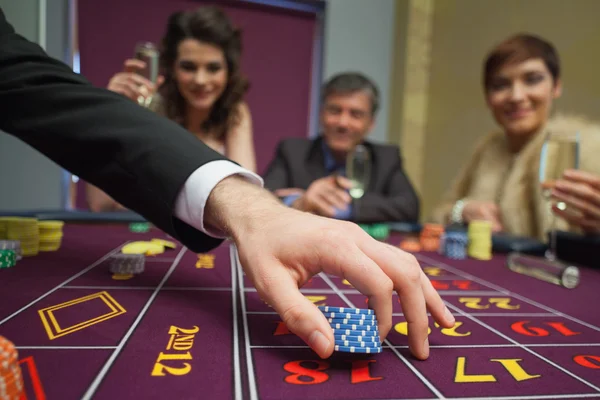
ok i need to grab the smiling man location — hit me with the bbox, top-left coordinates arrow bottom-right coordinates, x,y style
263,72 -> 419,223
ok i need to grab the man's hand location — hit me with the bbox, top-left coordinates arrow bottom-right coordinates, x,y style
462,200 -> 503,232
205,176 -> 455,360
548,169 -> 600,234
292,176 -> 353,217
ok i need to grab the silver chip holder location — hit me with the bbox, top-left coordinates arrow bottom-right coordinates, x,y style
507,253 -> 580,289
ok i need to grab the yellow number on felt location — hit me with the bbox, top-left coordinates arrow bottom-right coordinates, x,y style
168,326 -> 200,335
455,357 -> 496,383
458,298 -> 489,310
394,322 -> 432,336
151,352 -> 193,376
490,359 -> 540,381
488,298 -> 520,310
454,357 -> 540,383
435,321 -> 471,337
196,254 -> 215,269
459,297 -> 520,310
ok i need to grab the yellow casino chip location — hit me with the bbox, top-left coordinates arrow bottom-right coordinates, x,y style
121,241 -> 165,255
151,239 -> 177,249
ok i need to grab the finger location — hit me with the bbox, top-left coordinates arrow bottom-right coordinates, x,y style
553,182 -> 600,210
312,195 -> 336,217
552,189 -> 600,219
420,272 -> 455,328
333,187 -> 352,204
109,82 -> 139,100
563,169 -> 600,190
156,75 -> 165,88
123,58 -> 146,72
319,230 -> 394,342
322,189 -> 350,210
255,265 -> 334,359
358,240 -> 432,360
541,180 -> 557,191
126,74 -> 155,90
336,176 -> 355,190
316,192 -> 346,214
552,206 -> 600,232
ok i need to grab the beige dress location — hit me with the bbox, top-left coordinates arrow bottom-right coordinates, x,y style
430,114 -> 600,241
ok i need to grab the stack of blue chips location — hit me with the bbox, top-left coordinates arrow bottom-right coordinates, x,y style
318,306 -> 382,353
444,231 -> 469,259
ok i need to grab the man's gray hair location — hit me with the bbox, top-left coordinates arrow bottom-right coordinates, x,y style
321,72 -> 380,115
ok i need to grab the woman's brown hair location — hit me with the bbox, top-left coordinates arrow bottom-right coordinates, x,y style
157,6 -> 249,137
483,33 -> 560,91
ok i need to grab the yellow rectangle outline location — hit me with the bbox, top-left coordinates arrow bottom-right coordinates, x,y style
38,291 -> 126,340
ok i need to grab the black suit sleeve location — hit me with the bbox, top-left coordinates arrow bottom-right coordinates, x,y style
263,141 -> 291,191
353,149 -> 419,223
0,9 -> 224,252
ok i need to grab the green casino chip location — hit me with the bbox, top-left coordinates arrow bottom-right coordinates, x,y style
129,223 -> 150,233
0,249 -> 17,268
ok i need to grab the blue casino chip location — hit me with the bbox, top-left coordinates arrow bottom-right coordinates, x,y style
320,312 -> 375,320
334,345 -> 382,354
330,323 -> 378,331
318,306 -> 373,315
334,339 -> 380,348
327,317 -> 376,326
333,328 -> 379,337
334,333 -> 379,342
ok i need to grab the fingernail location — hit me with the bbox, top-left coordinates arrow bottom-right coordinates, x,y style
422,337 -> 430,358
308,330 -> 330,356
445,307 -> 455,324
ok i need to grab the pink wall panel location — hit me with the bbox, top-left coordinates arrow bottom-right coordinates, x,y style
75,0 -> 318,208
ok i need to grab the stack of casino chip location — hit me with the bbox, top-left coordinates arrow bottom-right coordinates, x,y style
420,223 -> 445,252
1,217 -> 39,257
0,249 -> 17,269
467,220 -> 492,260
0,241 -> 21,261
37,220 -> 64,252
0,336 -> 24,399
318,306 -> 382,354
108,253 -> 145,275
444,231 -> 468,260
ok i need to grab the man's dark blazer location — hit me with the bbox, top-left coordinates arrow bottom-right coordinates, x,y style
0,9 -> 225,252
263,137 -> 420,223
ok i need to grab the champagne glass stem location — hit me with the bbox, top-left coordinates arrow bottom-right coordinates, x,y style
545,199 -> 557,261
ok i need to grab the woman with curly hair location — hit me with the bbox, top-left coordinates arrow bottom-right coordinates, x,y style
86,6 -> 256,211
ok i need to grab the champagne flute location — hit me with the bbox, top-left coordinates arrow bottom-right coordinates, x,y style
133,42 -> 159,108
346,144 -> 371,199
507,130 -> 581,288
539,130 -> 580,260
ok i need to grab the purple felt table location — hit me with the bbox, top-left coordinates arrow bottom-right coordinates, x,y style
0,226 -> 599,399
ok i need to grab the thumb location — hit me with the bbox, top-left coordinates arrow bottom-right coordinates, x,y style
259,272 -> 334,358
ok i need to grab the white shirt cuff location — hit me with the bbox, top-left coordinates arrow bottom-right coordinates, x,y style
173,160 -> 264,238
